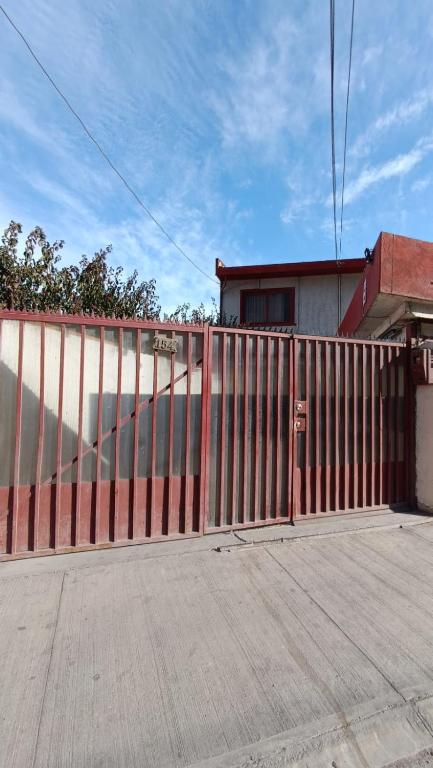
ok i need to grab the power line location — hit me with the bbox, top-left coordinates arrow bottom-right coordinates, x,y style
329,0 -> 341,326
329,0 -> 338,263
339,0 -> 355,257
0,4 -> 219,286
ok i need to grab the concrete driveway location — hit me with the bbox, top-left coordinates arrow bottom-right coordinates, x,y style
2,509 -> 433,768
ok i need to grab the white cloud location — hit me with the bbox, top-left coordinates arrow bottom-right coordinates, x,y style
343,138 -> 433,204
208,12 -> 327,152
411,176 -> 431,193
362,45 -> 383,66
350,90 -> 433,160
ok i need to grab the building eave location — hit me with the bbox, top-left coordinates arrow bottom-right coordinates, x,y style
215,257 -> 365,282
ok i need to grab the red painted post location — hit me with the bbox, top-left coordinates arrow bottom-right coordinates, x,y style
217,333 -> 227,527
274,338 -> 282,518
167,330 -> 176,534
34,323 -> 45,551
75,326 -> 85,546
324,341 -> 330,513
199,325 -> 210,534
254,335 -> 260,522
333,341 -> 339,511
263,336 -> 271,519
11,320 -> 24,554
343,342 -> 349,511
386,346 -> 393,503
95,326 -> 104,543
305,340 -> 311,515
132,329 -> 141,538
370,345 -> 376,507
54,324 -> 66,548
289,336 -> 295,521
242,334 -> 249,524
231,333 -> 239,525
291,337 -> 300,518
315,340 -> 321,513
378,346 -> 384,505
114,327 -> 123,541
184,332 -> 192,532
361,344 -> 367,509
150,337 -> 158,537
353,344 -> 358,509
394,348 -> 400,502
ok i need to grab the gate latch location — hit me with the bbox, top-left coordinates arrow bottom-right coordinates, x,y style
294,400 -> 307,432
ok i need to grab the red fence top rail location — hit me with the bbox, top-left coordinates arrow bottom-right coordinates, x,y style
0,309 -> 207,332
0,309 -> 406,346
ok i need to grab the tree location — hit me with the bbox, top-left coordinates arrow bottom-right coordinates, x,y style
0,220 -> 237,324
0,221 -> 167,320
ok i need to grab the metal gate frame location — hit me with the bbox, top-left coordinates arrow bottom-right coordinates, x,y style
0,310 -> 209,560
203,328 -> 412,532
0,311 -> 415,560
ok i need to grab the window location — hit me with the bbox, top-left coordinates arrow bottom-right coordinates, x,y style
240,287 -> 295,326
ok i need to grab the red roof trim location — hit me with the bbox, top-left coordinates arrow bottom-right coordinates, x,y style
216,257 -> 365,281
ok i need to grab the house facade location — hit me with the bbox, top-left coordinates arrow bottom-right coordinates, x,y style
216,257 -> 365,337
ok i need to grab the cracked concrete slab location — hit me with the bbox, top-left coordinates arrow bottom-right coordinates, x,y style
1,512 -> 433,767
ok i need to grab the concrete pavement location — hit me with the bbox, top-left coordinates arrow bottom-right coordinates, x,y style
2,509 -> 433,767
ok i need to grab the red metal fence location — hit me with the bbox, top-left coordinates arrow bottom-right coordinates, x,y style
0,311 -> 411,560
205,328 -> 409,530
0,312 -> 207,558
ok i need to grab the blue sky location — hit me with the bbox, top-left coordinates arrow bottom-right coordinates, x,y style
1,1 -> 433,312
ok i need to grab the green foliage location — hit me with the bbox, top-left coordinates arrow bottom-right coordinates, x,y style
0,221 -> 158,319
0,221 -> 237,325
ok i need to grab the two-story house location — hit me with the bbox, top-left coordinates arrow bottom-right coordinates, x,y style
216,257 -> 365,336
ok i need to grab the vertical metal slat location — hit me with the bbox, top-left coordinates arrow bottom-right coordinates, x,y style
184,332 -> 192,531
166,330 -> 176,534
150,338 -> 158,537
305,341 -> 311,515
263,337 -> 271,519
95,327 -> 104,544
361,344 -> 367,509
54,324 -> 66,549
254,335 -> 260,522
315,340 -> 321,513
352,344 -> 358,509
242,334 -> 249,524
324,341 -> 330,513
132,328 -> 141,538
378,346 -> 384,506
11,320 -> 24,555
231,333 -> 239,525
114,327 -> 123,541
343,343 -> 349,510
218,333 -> 227,527
370,345 -> 376,507
275,338 -> 282,518
34,323 -> 45,551
75,326 -> 85,546
334,342 -> 340,511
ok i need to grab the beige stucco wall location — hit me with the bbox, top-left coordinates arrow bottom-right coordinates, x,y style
221,273 -> 361,336
416,385 -> 433,512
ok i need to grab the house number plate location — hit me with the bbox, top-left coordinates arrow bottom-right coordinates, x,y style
153,334 -> 178,354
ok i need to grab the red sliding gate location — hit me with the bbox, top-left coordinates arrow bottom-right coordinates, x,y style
0,312 -> 208,558
205,328 -> 410,529
0,312 -> 411,560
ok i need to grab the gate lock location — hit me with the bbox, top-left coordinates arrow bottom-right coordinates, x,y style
294,400 -> 307,432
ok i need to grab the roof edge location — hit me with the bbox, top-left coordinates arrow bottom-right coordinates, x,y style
216,257 -> 365,281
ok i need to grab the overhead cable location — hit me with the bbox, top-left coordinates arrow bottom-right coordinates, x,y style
0,4 -> 219,286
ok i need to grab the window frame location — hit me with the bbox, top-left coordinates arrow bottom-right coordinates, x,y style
239,287 -> 296,327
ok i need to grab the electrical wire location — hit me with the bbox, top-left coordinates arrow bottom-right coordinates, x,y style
339,0 -> 355,257
329,0 -> 341,326
329,0 -> 338,263
0,4 -> 219,286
